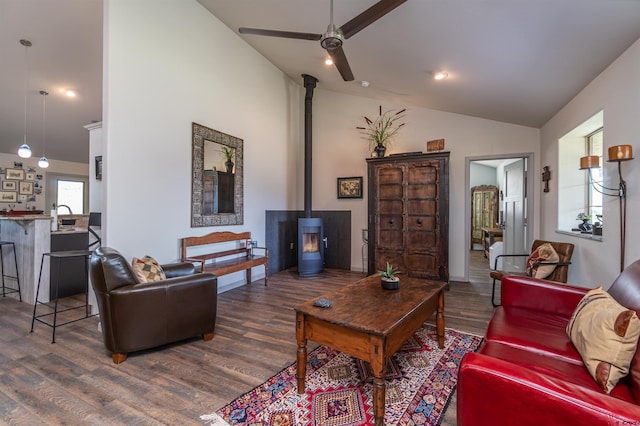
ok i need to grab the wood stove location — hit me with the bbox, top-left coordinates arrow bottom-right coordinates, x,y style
298,218 -> 324,275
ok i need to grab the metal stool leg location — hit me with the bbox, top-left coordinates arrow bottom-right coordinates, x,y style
31,254 -> 47,332
0,247 -> 5,297
12,243 -> 21,301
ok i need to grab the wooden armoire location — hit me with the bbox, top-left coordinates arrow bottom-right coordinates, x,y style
367,152 -> 449,283
470,185 -> 499,248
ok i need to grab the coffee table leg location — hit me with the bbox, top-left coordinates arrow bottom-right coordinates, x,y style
437,290 -> 445,349
371,351 -> 386,426
296,313 -> 307,393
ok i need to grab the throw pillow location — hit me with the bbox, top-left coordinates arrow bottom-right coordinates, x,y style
566,287 -> 640,393
526,242 -> 559,279
131,255 -> 166,283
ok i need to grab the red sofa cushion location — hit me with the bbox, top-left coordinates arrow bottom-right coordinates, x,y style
480,341 -> 635,402
485,306 -> 583,365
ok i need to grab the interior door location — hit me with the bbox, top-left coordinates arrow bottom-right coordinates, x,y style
502,159 -> 527,272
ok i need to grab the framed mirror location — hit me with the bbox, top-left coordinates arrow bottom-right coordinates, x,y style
191,122 -> 243,227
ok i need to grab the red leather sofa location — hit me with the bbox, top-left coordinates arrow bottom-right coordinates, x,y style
458,259 -> 640,425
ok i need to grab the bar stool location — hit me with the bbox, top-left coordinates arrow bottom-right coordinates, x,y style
31,250 -> 95,343
0,241 -> 21,301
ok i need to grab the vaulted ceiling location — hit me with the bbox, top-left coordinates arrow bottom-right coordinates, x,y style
1,0 -> 640,164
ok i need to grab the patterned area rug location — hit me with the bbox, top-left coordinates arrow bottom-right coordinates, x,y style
201,324 -> 482,426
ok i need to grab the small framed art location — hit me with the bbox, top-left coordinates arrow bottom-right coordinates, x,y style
337,176 -> 363,199
2,181 -> 17,190
19,181 -> 34,195
6,168 -> 24,180
0,191 -> 17,203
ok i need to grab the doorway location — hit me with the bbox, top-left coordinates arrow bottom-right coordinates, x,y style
464,154 -> 534,282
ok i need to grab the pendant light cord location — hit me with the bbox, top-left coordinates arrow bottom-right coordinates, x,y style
23,42 -> 29,145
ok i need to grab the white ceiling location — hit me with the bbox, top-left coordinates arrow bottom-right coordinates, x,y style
2,0 -> 640,164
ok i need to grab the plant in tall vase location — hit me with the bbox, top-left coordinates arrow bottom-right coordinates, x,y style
222,147 -> 235,173
357,105 -> 406,157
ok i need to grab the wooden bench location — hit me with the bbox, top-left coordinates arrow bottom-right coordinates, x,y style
181,231 -> 268,285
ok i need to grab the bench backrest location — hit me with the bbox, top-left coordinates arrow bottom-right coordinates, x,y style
181,231 -> 252,260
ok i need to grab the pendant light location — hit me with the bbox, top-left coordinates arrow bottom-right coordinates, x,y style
18,39 -> 32,158
38,90 -> 50,168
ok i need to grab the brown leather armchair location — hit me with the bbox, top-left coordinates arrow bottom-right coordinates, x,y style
89,247 -> 218,363
489,239 -> 574,307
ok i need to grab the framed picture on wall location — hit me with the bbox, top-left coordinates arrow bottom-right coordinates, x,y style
95,156 -> 102,180
26,172 -> 35,180
19,181 -> 33,195
2,181 -> 16,190
6,168 -> 24,180
0,191 -> 17,203
337,176 -> 363,199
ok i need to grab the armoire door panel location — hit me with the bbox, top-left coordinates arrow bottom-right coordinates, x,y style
407,215 -> 436,231
379,200 -> 404,214
379,184 -> 403,199
378,168 -> 404,184
408,183 -> 437,199
375,251 -> 405,273
407,199 -> 437,215
406,252 -> 439,278
407,231 -> 438,247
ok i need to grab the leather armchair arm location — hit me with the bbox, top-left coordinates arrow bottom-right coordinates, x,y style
162,261 -> 196,278
458,352 -> 640,426
501,275 -> 588,316
493,253 -> 528,270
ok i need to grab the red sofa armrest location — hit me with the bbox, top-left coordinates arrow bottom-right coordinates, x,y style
501,275 -> 588,317
458,352 -> 640,426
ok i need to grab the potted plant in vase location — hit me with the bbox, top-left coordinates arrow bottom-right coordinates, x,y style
379,261 -> 401,290
222,147 -> 234,173
356,105 -> 406,157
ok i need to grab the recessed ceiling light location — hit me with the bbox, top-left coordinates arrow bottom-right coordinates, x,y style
325,57 -> 333,66
65,89 -> 77,97
433,71 -> 448,80
361,80 -> 370,87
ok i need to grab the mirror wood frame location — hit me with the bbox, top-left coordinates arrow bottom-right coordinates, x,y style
191,122 -> 243,227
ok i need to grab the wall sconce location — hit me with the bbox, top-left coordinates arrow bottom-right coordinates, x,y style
579,144 -> 633,272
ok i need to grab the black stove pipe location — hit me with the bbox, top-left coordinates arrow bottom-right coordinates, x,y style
302,74 -> 318,218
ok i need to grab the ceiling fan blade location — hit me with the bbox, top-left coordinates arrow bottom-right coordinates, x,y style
239,27 -> 322,41
339,0 -> 407,39
328,46 -> 355,81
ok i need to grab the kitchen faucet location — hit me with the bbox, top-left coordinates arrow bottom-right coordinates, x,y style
57,204 -> 73,214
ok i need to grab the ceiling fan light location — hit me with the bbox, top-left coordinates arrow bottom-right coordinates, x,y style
18,144 -> 32,158
38,156 -> 50,168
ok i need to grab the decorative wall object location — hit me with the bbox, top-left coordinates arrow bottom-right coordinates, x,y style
426,138 -> 445,152
337,177 -> 363,199
95,156 -> 102,180
542,166 -> 551,192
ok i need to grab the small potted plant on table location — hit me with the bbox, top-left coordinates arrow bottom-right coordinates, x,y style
379,261 -> 401,290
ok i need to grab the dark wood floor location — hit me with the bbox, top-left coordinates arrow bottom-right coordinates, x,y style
0,250 -> 494,425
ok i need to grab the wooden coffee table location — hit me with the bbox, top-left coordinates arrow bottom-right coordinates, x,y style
295,274 -> 446,426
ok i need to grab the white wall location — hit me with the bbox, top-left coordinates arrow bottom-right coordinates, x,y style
309,90 -> 539,279
104,0 -> 301,289
470,163 -> 498,188
540,38 -> 640,288
85,121 -> 103,213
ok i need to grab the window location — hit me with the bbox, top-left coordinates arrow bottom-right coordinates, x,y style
586,128 -> 603,220
557,111 -> 603,234
56,179 -> 85,215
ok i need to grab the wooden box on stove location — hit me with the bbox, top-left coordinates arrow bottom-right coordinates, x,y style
367,152 -> 449,283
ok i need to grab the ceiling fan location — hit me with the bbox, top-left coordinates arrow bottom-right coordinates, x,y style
238,0 -> 407,81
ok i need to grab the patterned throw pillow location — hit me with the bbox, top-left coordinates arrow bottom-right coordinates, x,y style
131,255 -> 166,283
526,242 -> 559,279
566,287 -> 640,393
